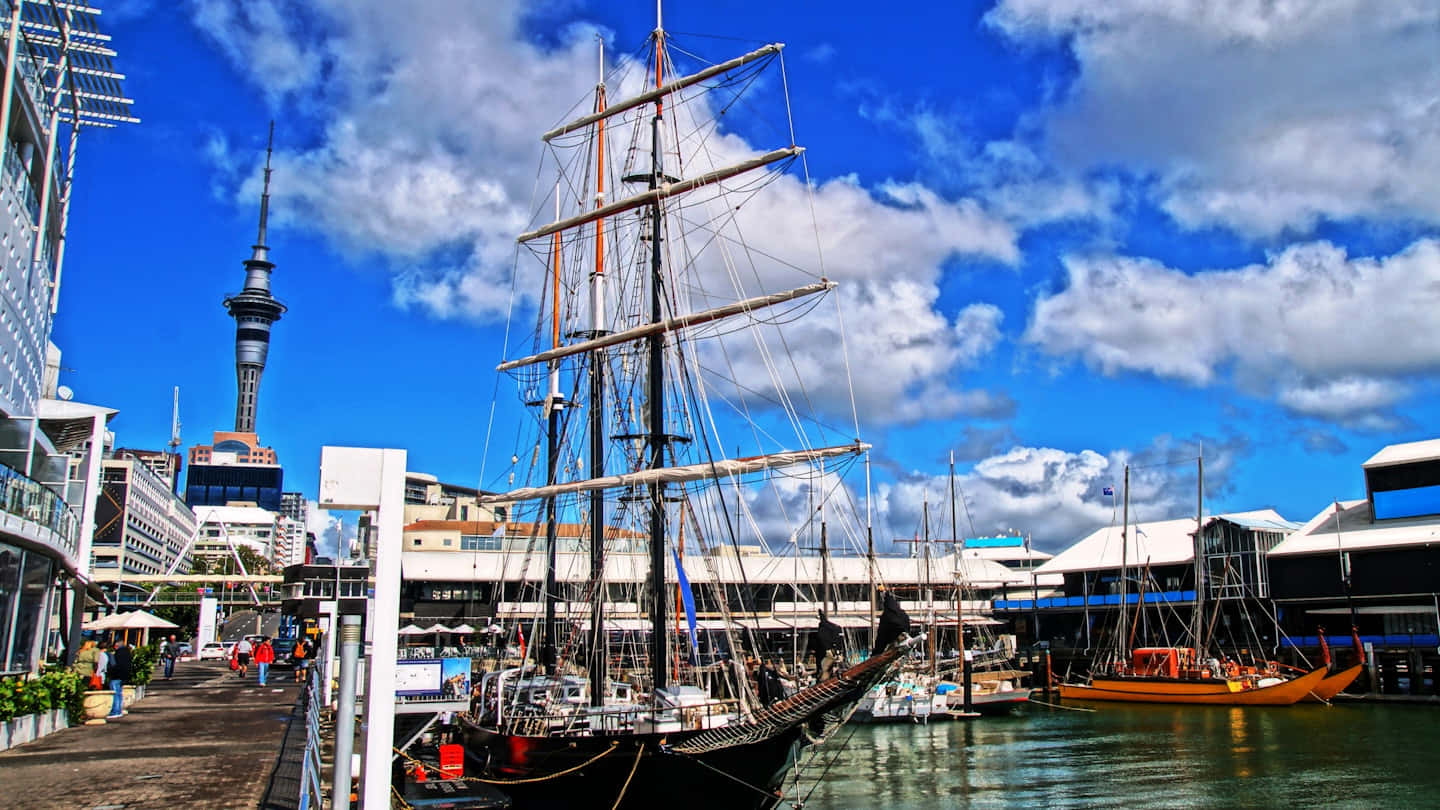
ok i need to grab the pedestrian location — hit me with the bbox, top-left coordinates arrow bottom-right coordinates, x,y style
74,639 -> 101,689
95,640 -> 110,690
234,636 -> 254,679
254,636 -> 275,686
107,637 -> 134,719
160,634 -> 178,680
292,636 -> 311,684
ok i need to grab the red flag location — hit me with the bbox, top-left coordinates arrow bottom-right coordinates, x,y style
517,623 -> 526,662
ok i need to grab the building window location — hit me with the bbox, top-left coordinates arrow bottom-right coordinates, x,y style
442,538 -> 452,547
412,539 -> 422,547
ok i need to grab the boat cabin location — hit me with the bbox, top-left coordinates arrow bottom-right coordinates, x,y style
1130,647 -> 1196,678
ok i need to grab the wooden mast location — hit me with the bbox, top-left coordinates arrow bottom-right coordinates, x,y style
647,15 -> 670,694
587,39 -> 608,704
543,187 -> 564,675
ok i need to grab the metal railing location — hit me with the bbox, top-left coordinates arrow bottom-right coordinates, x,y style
298,650 -> 326,810
0,461 -> 78,555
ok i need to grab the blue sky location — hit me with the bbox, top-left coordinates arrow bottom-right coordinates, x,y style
49,1 -> 1440,552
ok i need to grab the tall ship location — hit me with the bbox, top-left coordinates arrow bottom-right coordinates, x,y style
454,10 -> 917,808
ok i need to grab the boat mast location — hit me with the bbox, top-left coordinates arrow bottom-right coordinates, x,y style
646,17 -> 670,694
543,186 -> 565,675
1119,464 -> 1129,663
587,39 -> 608,703
950,451 -> 964,669
866,454 -> 875,642
923,494 -> 934,673
1190,453 -> 1205,655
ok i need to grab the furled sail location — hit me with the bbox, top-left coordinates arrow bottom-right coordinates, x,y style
496,280 -> 836,371
516,146 -> 803,243
479,441 -> 869,505
541,43 -> 784,142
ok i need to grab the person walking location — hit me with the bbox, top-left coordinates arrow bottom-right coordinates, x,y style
107,637 -> 133,719
160,634 -> 179,680
254,636 -> 275,686
292,636 -> 311,684
234,637 -> 254,679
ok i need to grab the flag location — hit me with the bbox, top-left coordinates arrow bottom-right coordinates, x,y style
1102,486 -> 1114,496
516,622 -> 526,662
670,545 -> 700,663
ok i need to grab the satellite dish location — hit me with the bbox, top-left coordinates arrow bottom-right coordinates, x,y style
56,385 -> 73,401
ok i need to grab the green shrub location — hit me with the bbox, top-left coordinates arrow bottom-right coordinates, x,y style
0,671 -> 82,722
130,643 -> 158,686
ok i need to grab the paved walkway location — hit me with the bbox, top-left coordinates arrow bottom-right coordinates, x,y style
0,660 -> 303,809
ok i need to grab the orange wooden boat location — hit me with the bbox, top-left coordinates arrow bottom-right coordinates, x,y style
1059,647 -> 1330,706
1302,663 -> 1364,702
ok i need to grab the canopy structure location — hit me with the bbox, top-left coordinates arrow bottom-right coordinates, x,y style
84,610 -> 177,631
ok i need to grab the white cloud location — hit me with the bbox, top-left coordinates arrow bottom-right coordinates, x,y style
192,0 -> 1021,426
872,436 -> 1233,552
986,0 -> 1440,236
1025,238 -> 1440,425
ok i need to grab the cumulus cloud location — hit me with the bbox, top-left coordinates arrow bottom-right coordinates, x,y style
192,0 -> 1020,426
870,434 -> 1240,553
986,0 -> 1440,236
1025,238 -> 1440,426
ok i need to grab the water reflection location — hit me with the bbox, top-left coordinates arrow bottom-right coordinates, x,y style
799,705 -> 1439,809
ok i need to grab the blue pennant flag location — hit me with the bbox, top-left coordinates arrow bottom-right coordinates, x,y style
670,545 -> 700,663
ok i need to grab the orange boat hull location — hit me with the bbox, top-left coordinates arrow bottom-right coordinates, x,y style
1301,663 -> 1364,702
1058,665 -> 1329,706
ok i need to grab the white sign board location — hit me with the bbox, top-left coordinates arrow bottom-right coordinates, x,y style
197,596 -> 219,646
395,660 -> 443,695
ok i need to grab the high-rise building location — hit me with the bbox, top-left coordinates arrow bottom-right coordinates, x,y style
274,515 -> 306,568
93,456 -> 196,577
280,490 -> 307,522
0,5 -> 136,675
111,447 -> 181,494
185,431 -> 283,511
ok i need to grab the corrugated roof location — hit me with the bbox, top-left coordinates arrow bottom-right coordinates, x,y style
1362,438 -> 1440,469
1035,509 -> 1288,575
1269,499 -> 1440,556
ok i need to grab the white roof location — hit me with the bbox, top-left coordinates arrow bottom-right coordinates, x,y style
1269,499 -> 1440,556
1362,438 -> 1440,469
1035,510 -> 1287,575
193,504 -> 280,525
400,549 -> 1027,588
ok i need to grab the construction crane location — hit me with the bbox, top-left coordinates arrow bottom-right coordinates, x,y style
167,386 -> 181,453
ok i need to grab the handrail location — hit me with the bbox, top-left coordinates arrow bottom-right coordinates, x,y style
0,461 -> 78,554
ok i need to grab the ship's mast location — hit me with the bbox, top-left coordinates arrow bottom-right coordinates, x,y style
950,451 -> 965,668
543,187 -> 565,676
646,20 -> 670,693
1119,464 -> 1130,663
587,39 -> 608,705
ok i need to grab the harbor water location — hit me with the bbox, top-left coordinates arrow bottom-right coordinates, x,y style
799,703 -> 1439,809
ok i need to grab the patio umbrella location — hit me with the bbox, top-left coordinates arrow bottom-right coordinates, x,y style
84,610 -> 177,645
422,623 -> 452,634
483,623 -> 504,634
398,624 -> 428,636
450,623 -> 476,634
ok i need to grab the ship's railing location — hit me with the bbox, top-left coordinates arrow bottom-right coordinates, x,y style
494,697 -> 743,737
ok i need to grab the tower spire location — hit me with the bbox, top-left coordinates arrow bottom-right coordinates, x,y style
255,120 -> 274,250
224,123 -> 287,434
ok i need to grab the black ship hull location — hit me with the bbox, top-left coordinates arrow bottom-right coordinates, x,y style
458,722 -> 803,810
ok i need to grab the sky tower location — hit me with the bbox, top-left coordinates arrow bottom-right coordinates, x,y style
223,123 -> 287,433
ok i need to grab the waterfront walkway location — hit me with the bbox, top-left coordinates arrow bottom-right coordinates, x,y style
0,660 -> 302,809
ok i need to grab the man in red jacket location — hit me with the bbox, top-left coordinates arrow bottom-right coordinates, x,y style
254,637 -> 276,686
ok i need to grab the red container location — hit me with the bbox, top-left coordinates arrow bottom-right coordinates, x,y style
438,744 -> 463,779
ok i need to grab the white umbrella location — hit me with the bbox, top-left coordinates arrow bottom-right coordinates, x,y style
483,623 -> 504,634
450,623 -> 476,634
398,624 -> 428,636
422,623 -> 452,634
84,610 -> 177,631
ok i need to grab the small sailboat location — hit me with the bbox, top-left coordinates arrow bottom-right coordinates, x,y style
452,9 -> 917,807
1059,459 -> 1328,706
